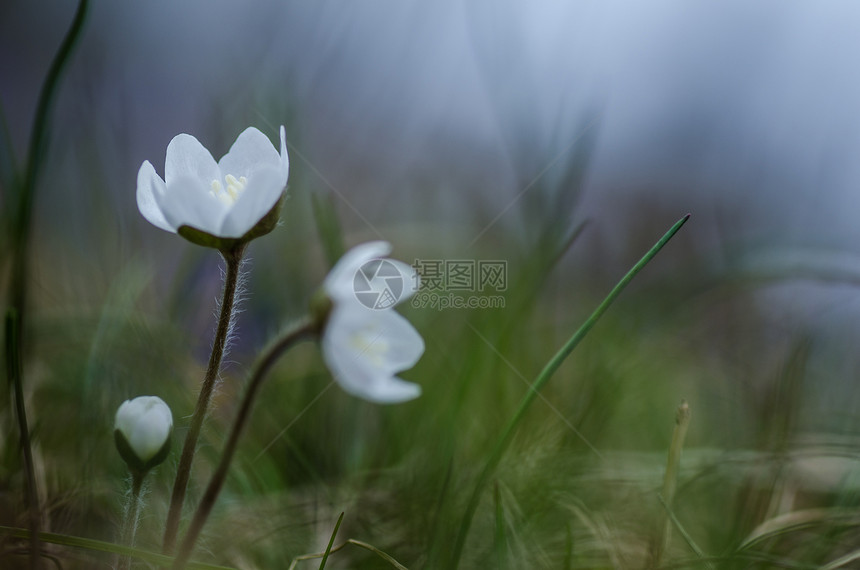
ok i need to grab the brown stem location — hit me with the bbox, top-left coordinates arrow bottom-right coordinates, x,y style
171,320 -> 316,569
162,247 -> 244,553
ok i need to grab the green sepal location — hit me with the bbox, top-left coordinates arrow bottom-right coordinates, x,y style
177,192 -> 286,252
114,429 -> 171,475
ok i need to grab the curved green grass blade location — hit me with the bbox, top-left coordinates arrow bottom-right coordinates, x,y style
6,0 -> 89,563
288,538 -> 409,570
449,214 -> 691,568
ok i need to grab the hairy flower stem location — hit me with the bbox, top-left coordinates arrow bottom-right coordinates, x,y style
117,471 -> 145,570
163,247 -> 245,553
172,320 -> 316,569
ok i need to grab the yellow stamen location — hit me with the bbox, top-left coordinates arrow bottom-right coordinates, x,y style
210,174 -> 248,205
349,331 -> 389,367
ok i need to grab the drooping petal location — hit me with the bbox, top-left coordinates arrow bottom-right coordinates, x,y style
372,309 -> 425,373
322,325 -> 422,403
362,375 -> 422,402
218,127 -> 281,181
218,165 -> 285,238
136,161 -> 175,232
324,241 -> 393,300
164,133 -> 220,186
330,359 -> 422,403
322,302 -> 422,403
157,174 -> 227,236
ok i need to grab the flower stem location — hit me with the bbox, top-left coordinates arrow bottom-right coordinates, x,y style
117,471 -> 145,570
171,319 -> 316,569
448,214 -> 690,569
163,247 -> 245,553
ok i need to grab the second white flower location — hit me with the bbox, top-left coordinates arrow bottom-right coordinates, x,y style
320,242 -> 424,404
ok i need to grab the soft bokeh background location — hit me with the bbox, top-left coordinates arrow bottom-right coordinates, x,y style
5,1 -> 860,568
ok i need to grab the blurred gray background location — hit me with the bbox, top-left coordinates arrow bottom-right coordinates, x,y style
5,2 -> 860,247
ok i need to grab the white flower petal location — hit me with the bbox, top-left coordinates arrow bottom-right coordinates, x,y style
324,241 -> 392,300
218,127 -> 282,181
157,174 -> 227,235
279,126 -> 289,184
385,258 -> 420,304
115,400 -> 136,435
164,133 -> 220,186
372,309 -> 425,372
336,366 -> 422,404
218,165 -> 285,238
322,302 -> 423,404
322,326 -> 422,403
139,127 -> 289,243
130,409 -> 170,461
363,376 -> 421,402
136,161 -> 175,232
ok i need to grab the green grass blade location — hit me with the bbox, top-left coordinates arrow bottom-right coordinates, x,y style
449,214 -> 691,568
344,540 -> 409,570
318,512 -> 344,570
658,493 -> 713,568
0,526 -> 236,569
821,548 -> 860,570
6,2 -> 89,563
288,538 -> 409,570
494,481 -> 508,570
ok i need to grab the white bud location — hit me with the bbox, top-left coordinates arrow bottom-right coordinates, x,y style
114,396 -> 173,473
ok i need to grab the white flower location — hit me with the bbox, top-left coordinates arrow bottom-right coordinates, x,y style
136,126 -> 289,247
320,242 -> 424,404
114,396 -> 173,472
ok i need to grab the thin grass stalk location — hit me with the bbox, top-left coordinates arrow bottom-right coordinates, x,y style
5,2 -> 89,568
650,401 -> 693,567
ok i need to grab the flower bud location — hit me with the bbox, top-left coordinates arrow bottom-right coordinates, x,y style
114,396 -> 173,474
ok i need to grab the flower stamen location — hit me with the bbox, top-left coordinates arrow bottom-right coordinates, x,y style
350,330 -> 390,367
210,175 -> 248,205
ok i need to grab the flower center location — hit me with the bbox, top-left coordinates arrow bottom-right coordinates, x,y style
210,174 -> 247,205
349,330 -> 389,367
